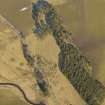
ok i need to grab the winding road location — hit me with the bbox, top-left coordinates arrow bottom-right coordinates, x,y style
0,83 -> 45,105
0,15 -> 46,105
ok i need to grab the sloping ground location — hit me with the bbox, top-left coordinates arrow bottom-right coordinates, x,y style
0,0 -> 105,87
31,0 -> 105,104
0,89 -> 30,105
0,15 -> 87,105
0,15 -> 38,102
56,0 -> 105,86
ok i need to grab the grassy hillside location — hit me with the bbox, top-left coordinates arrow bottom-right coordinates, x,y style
0,14 -> 86,105
0,0 -> 105,105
